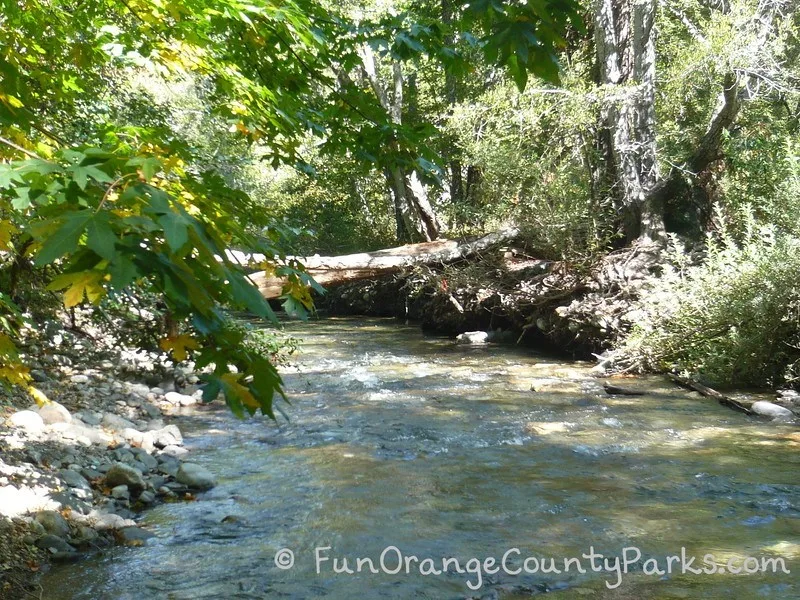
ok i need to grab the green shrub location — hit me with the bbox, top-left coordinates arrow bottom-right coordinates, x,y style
617,215 -> 800,388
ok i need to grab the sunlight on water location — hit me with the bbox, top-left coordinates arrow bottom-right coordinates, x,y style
41,318 -> 799,599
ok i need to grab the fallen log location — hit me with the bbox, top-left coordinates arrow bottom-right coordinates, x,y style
668,374 -> 753,415
248,226 -> 521,299
603,382 -> 646,396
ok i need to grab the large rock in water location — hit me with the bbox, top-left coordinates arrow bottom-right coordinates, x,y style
455,331 -> 489,345
751,401 -> 795,420
176,463 -> 217,491
104,463 -> 146,491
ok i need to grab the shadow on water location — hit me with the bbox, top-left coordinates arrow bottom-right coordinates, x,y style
40,317 -> 799,599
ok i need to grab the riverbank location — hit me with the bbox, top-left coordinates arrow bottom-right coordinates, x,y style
317,250 -> 800,423
318,242 -> 664,359
0,323 -> 216,598
3,289 -> 798,596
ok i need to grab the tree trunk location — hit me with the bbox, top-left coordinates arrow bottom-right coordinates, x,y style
249,226 -> 520,298
649,0 -> 788,236
361,46 -> 440,242
595,0 -> 664,244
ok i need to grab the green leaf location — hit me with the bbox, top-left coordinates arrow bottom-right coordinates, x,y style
16,159 -> 62,177
281,295 -> 307,319
69,164 -> 113,190
34,210 -> 93,266
109,256 -> 138,288
200,376 -> 222,403
86,215 -> 117,260
227,270 -> 278,323
0,164 -> 24,190
11,187 -> 31,210
71,166 -> 88,190
126,157 -> 161,181
158,211 -> 190,252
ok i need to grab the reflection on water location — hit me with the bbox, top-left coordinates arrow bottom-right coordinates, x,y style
41,318 -> 799,598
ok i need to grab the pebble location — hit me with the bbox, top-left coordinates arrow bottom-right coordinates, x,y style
31,369 -> 49,382
75,410 -> 102,426
80,467 -> 103,481
111,485 -> 130,500
36,534 -> 76,554
102,412 -> 137,432
165,391 -> 196,406
152,425 -> 183,448
35,511 -> 71,537
160,445 -> 188,458
132,449 -> 158,471
119,527 -> 154,544
60,469 -> 90,490
0,330 -> 202,571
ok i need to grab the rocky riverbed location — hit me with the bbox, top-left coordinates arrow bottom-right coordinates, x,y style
0,328 -> 218,598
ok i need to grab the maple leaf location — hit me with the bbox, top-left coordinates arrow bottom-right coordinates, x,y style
27,386 -> 51,407
283,278 -> 314,310
220,373 -> 259,410
0,362 -> 31,386
0,219 -> 17,251
159,334 -> 200,362
259,261 -> 277,278
47,271 -> 106,307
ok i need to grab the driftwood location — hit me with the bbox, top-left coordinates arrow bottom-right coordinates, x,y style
668,374 -> 753,415
248,227 -> 520,299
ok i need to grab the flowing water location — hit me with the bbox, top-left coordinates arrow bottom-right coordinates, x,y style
42,318 -> 799,599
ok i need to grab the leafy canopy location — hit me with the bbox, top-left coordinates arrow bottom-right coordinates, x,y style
0,0 -> 580,416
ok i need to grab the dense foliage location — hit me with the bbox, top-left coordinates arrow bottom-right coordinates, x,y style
2,0 -> 799,396
619,214 -> 800,387
0,0 -> 582,414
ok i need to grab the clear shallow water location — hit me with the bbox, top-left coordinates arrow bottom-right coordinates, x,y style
41,318 -> 800,598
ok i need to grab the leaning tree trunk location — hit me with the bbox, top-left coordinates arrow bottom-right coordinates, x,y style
595,0 -> 788,243
654,0 -> 788,235
360,46 -> 440,242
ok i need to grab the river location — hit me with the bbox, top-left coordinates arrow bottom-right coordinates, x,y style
41,317 -> 799,598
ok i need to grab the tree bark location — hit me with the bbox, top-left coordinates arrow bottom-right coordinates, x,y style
650,0 -> 788,235
595,0 -> 664,244
249,226 -> 520,298
596,0 -> 787,242
360,45 -> 440,242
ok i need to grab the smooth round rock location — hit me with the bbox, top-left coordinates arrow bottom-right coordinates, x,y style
752,401 -> 794,420
7,410 -> 45,433
38,402 -> 72,425
176,463 -> 217,491
104,463 -> 146,491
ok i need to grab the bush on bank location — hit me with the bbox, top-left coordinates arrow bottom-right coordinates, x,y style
616,216 -> 800,388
